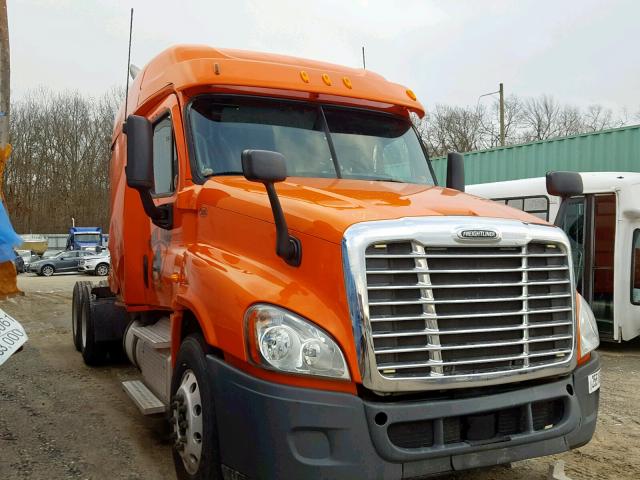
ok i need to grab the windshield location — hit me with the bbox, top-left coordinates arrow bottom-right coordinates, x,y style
74,233 -> 101,243
189,96 -> 435,184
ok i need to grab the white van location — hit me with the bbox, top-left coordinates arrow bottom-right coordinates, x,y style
468,172 -> 640,342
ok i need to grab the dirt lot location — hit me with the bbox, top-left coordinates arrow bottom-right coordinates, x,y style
1,274 -> 639,479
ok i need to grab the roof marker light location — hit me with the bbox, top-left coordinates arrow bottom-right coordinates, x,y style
300,71 -> 310,83
322,73 -> 332,86
342,77 -> 352,89
406,89 -> 417,101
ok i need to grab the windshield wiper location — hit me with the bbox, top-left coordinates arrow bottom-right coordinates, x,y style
203,171 -> 243,177
370,177 -> 405,183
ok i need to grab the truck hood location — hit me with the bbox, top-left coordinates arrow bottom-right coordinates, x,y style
202,177 -> 551,244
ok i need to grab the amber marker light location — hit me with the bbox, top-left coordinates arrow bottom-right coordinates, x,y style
406,89 -> 417,101
299,71 -> 310,83
342,77 -> 352,89
322,73 -> 332,86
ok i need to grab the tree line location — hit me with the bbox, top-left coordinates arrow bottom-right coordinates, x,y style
414,94 -> 631,158
2,87 -> 634,233
4,87 -> 120,233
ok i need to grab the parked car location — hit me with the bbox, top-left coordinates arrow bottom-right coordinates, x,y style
78,253 -> 110,276
16,250 -> 37,271
29,250 -> 93,276
12,250 -> 25,273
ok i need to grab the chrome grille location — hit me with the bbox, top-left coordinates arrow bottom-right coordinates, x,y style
365,241 -> 574,379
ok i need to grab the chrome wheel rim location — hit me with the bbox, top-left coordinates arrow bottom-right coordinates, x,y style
172,370 -> 203,475
96,265 -> 108,276
43,266 -> 53,276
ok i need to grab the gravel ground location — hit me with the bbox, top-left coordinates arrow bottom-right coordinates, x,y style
1,273 -> 639,479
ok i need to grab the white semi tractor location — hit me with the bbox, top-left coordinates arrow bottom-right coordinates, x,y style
468,172 -> 640,342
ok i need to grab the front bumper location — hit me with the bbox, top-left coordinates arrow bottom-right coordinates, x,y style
207,353 -> 599,480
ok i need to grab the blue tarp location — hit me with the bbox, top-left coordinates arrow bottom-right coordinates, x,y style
0,201 -> 21,262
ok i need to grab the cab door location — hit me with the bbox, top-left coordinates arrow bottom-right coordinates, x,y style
58,251 -> 79,272
142,94 -> 186,308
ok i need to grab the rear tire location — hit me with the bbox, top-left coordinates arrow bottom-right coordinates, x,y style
80,292 -> 107,366
71,281 -> 92,351
171,335 -> 222,480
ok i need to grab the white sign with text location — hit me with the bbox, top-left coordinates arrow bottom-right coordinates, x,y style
0,309 -> 28,366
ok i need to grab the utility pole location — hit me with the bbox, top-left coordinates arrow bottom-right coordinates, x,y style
478,83 -> 506,147
0,0 -> 20,298
0,0 -> 9,167
499,82 -> 505,146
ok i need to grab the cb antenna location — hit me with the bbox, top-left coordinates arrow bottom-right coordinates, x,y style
362,46 -> 366,69
124,8 -> 134,123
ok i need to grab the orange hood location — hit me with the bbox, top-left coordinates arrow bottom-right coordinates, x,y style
203,177 -> 550,244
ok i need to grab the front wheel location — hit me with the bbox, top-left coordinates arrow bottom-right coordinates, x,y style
171,335 -> 222,480
41,265 -> 54,276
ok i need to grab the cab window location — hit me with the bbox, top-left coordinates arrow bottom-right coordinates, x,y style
495,195 -> 549,220
558,196 -> 586,292
152,117 -> 177,195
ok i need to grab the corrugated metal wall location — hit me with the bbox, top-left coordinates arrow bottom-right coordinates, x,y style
430,124 -> 640,185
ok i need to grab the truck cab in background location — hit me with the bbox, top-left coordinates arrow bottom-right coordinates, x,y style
71,45 -> 600,479
469,172 -> 640,342
66,226 -> 104,252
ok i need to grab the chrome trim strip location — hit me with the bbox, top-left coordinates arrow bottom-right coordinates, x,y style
366,266 -> 569,274
342,216 -> 577,393
377,348 -> 573,370
367,279 -> 570,290
365,253 -> 566,259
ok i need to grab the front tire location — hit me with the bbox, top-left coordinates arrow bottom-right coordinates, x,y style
41,265 -> 54,276
171,335 -> 222,480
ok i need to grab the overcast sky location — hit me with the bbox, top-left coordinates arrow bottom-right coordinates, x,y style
7,0 -> 640,114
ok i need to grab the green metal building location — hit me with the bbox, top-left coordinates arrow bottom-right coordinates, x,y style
429,124 -> 640,185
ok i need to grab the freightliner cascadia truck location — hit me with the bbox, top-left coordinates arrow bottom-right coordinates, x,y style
71,45 -> 601,479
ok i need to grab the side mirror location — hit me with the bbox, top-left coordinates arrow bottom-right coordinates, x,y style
446,152 -> 465,192
546,171 -> 583,198
124,114 -> 172,229
241,149 -> 287,183
241,150 -> 301,266
125,115 -> 154,189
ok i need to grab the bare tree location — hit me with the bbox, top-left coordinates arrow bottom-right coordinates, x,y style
4,87 -> 122,233
520,95 -> 563,141
418,93 -> 630,156
417,104 -> 485,157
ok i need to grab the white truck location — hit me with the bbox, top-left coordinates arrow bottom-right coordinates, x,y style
468,172 -> 640,341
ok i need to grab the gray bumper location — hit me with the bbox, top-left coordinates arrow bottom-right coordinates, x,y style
207,353 -> 599,480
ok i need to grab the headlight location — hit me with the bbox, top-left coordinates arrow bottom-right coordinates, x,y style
578,294 -> 599,358
245,304 -> 350,380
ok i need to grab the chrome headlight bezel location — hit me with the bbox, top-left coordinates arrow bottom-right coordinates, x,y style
245,304 -> 350,381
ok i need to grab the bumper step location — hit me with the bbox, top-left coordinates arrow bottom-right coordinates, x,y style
122,380 -> 167,415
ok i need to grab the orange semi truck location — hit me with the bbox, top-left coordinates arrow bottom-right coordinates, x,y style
72,46 -> 601,479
